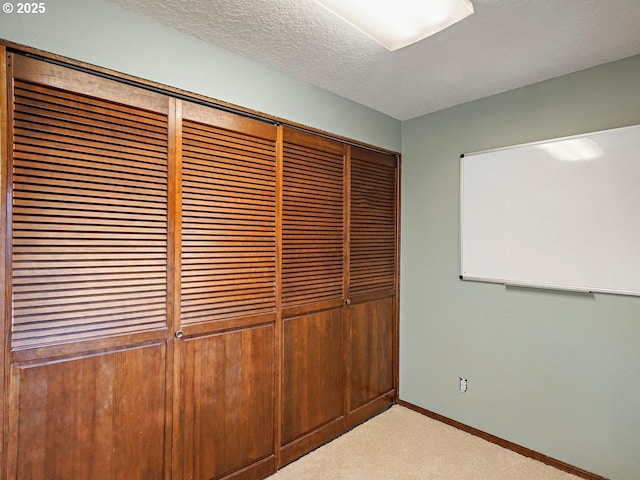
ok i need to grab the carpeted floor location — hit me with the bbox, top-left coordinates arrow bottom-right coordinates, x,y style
268,405 -> 582,480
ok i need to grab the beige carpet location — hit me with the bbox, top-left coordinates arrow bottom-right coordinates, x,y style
268,405 -> 581,480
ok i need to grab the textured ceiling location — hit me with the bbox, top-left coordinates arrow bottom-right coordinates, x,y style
106,0 -> 640,120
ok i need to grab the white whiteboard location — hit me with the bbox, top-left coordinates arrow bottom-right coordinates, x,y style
460,124 -> 640,296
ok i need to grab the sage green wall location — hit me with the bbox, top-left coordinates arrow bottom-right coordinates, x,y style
400,55 -> 640,480
0,0 -> 401,151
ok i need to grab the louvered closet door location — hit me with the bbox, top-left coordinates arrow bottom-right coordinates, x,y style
280,127 -> 347,465
177,102 -> 277,480
6,55 -> 172,479
346,146 -> 399,426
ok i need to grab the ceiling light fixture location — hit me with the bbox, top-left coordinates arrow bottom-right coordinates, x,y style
314,0 -> 474,51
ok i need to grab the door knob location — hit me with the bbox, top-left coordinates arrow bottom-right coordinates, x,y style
175,330 -> 184,339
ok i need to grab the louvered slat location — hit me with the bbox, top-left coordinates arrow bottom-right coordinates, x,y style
282,131 -> 345,308
181,117 -> 277,324
11,80 -> 169,349
350,149 -> 397,296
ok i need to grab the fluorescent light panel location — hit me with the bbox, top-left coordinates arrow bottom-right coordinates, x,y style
315,0 -> 474,51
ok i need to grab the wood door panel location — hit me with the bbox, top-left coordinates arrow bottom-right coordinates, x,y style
179,325 -> 275,480
177,102 -> 277,479
5,54 -> 173,480
282,128 -> 346,312
349,147 -> 398,298
180,107 -> 277,326
1,46 -> 8,471
8,343 -> 168,480
281,308 -> 344,446
348,298 -> 395,412
347,147 -> 399,426
10,65 -> 169,350
12,54 -> 169,114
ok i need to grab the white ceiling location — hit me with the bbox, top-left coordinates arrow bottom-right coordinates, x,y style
106,0 -> 640,121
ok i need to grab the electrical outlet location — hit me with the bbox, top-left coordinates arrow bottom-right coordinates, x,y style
459,377 -> 468,393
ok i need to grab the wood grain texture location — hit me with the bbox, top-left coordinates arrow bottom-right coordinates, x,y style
349,147 -> 398,298
12,54 -> 168,114
346,147 -> 399,426
281,128 -> 346,312
179,325 -> 276,480
8,343 -> 168,479
281,309 -> 345,446
347,297 -> 395,414
181,103 -> 277,325
280,128 -> 349,463
0,45 -> 9,475
6,54 -> 174,480
10,70 -> 169,349
177,101 -> 278,480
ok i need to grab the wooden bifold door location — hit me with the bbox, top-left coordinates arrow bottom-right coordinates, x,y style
176,101 -> 278,480
0,48 -> 399,480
